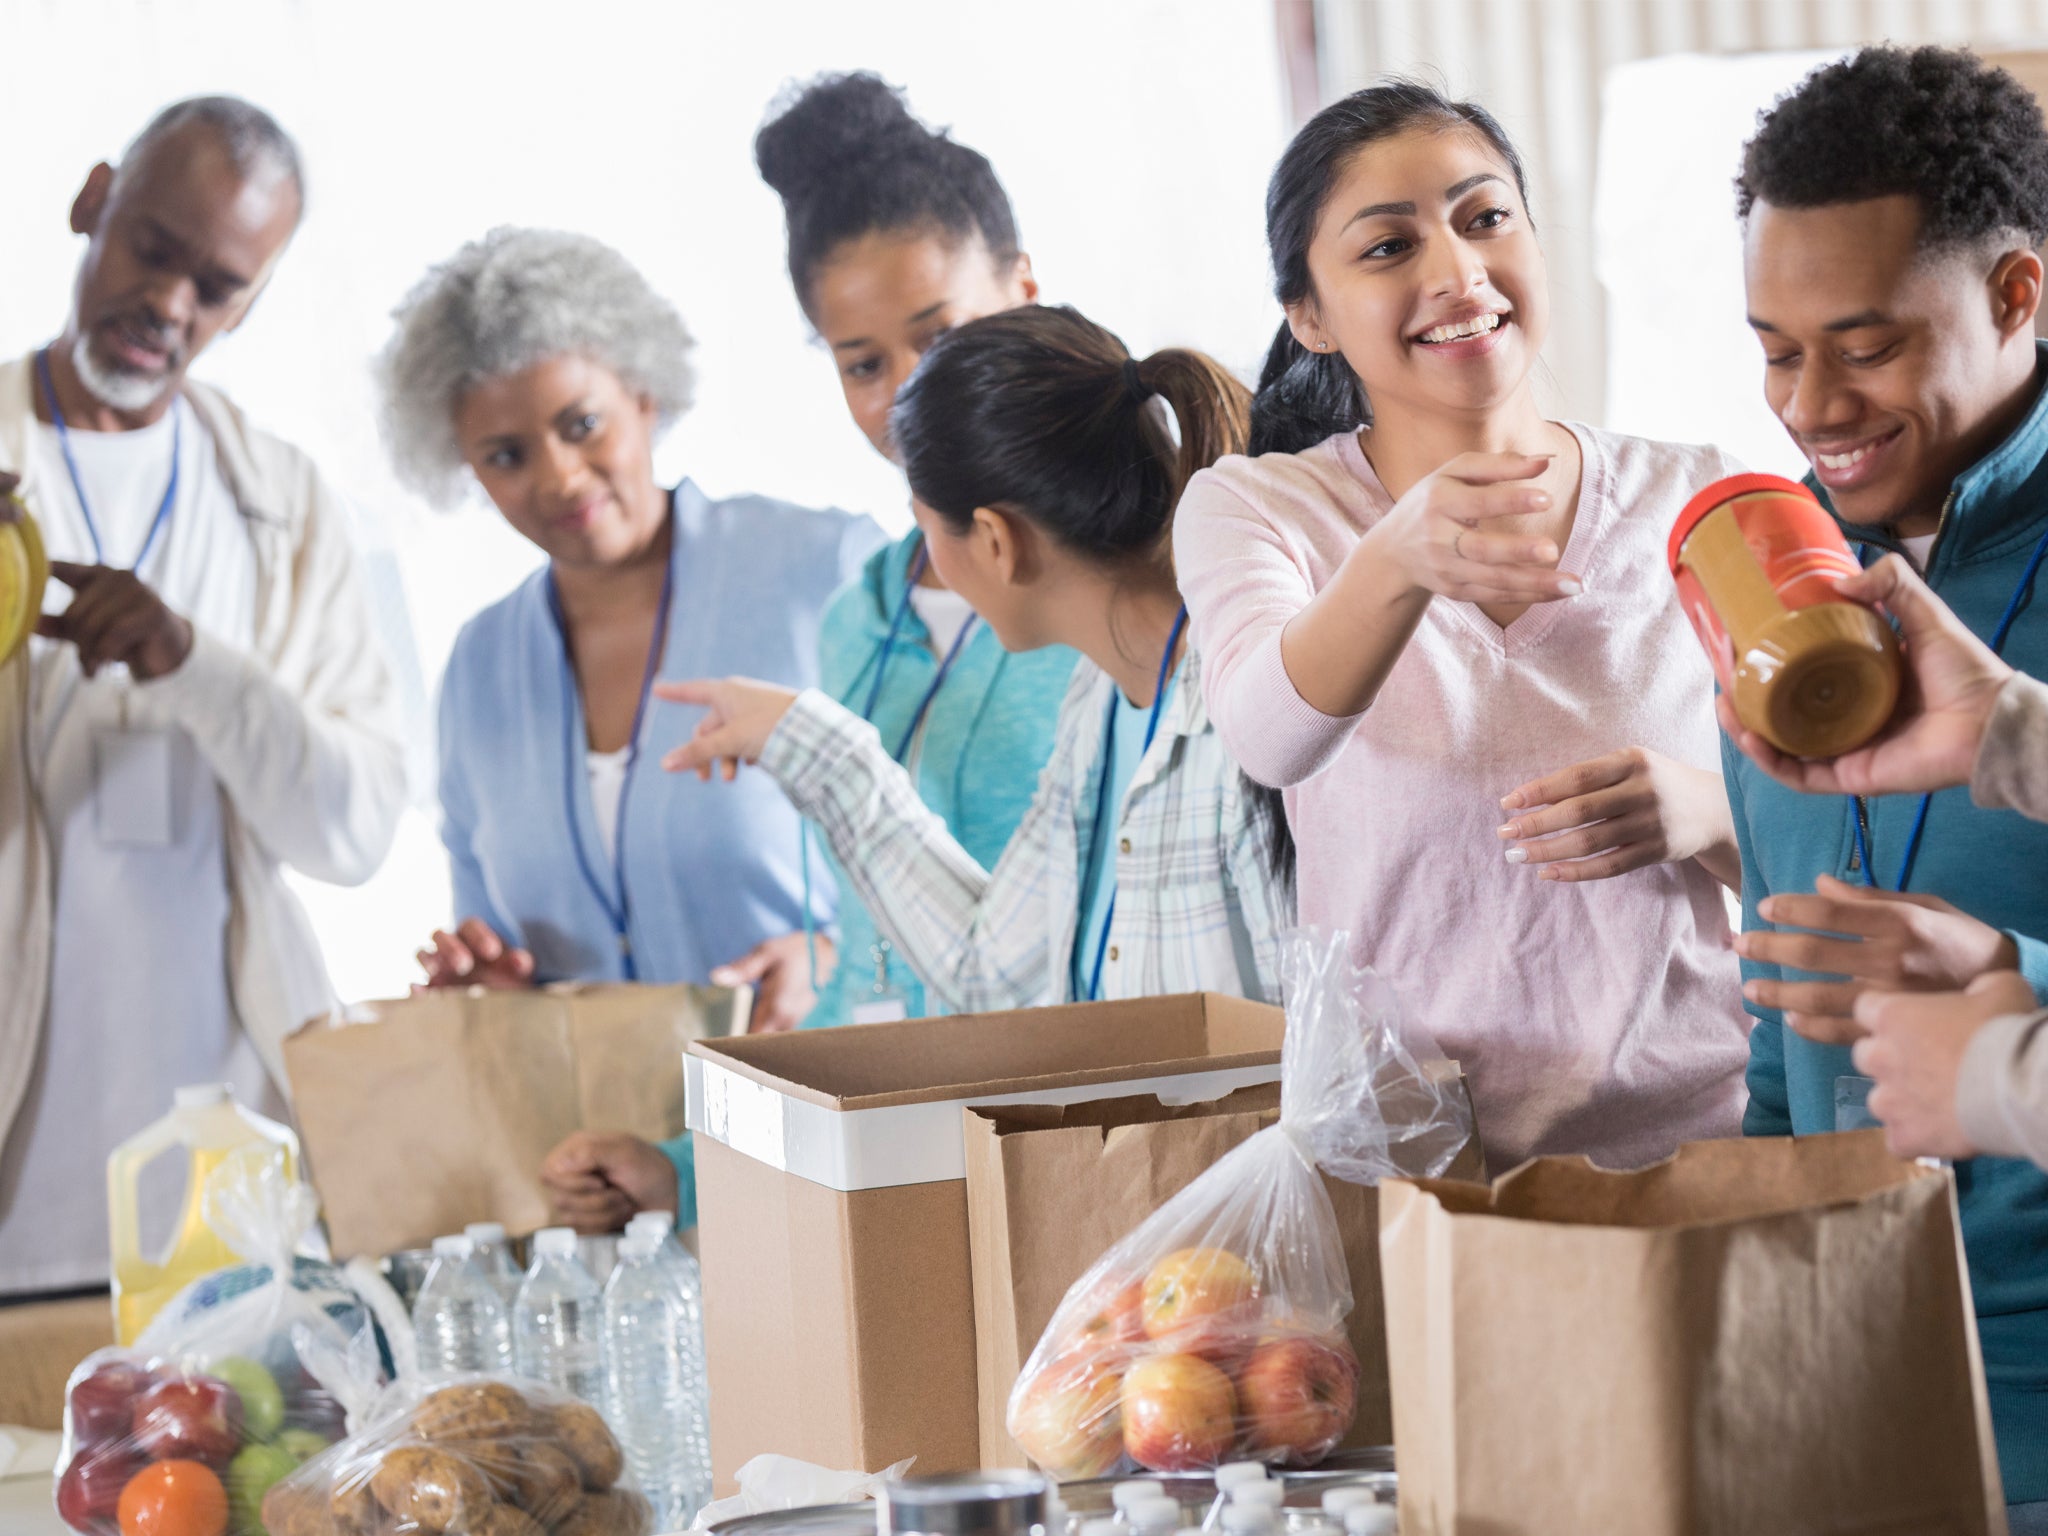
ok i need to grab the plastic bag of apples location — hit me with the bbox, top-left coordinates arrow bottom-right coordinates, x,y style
54,1149 -> 396,1536
1007,929 -> 1473,1478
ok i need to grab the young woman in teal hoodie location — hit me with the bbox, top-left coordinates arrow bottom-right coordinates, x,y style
720,73 -> 1076,1029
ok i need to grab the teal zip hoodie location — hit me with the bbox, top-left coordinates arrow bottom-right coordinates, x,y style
802,530 -> 1075,1027
1729,348 -> 2048,1500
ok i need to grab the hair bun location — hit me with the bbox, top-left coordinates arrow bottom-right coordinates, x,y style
755,71 -> 938,203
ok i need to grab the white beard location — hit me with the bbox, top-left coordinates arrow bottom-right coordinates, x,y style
72,333 -> 174,414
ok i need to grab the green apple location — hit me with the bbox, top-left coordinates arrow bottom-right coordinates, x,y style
228,1441 -> 300,1535
277,1428 -> 331,1463
210,1356 -> 285,1442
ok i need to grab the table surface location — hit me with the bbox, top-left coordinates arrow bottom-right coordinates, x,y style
1,1473 -> 66,1535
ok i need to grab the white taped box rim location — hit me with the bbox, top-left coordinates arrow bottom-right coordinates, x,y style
685,992 -> 1287,1194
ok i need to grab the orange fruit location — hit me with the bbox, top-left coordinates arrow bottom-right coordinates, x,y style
118,1459 -> 229,1536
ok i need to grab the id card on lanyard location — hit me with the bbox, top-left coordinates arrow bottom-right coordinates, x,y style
547,519 -> 676,980
38,347 -> 183,849
800,535 -> 979,997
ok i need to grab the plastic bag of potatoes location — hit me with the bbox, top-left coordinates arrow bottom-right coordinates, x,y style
261,1377 -> 653,1536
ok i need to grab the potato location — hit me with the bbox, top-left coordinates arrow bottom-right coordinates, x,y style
546,1402 -> 624,1491
412,1382 -> 535,1445
260,1479 -> 330,1536
473,1505 -> 548,1536
507,1442 -> 582,1527
555,1489 -> 655,1536
371,1444 -> 493,1533
330,1468 -> 383,1533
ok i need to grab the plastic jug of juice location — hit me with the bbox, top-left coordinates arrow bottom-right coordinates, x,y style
108,1083 -> 299,1344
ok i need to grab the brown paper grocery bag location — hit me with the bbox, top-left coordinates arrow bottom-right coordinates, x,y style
1382,1131 -> 2005,1536
965,1068 -> 1481,1469
284,982 -> 747,1259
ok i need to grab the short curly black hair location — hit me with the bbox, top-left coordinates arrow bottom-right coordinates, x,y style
1737,46 -> 2048,251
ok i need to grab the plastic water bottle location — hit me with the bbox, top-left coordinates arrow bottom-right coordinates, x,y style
413,1234 -> 512,1373
464,1221 -> 523,1309
621,1214 -> 712,1512
603,1231 -> 708,1529
513,1227 -> 606,1406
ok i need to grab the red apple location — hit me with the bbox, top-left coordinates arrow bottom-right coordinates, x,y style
1120,1352 -> 1237,1473
1010,1353 -> 1127,1480
56,1443 -> 142,1534
1064,1276 -> 1146,1355
68,1361 -> 152,1450
1235,1333 -> 1359,1466
131,1377 -> 242,1468
1140,1248 -> 1257,1343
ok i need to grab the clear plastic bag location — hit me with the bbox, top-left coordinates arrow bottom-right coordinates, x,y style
53,1147 -> 396,1535
1006,929 -> 1472,1477
260,1376 -> 652,1536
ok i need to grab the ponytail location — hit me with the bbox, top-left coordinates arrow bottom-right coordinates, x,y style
890,304 -> 1248,566
1130,346 -> 1253,517
892,305 -> 1292,886
1249,321 -> 1367,457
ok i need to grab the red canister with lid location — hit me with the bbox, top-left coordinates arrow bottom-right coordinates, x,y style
1668,473 -> 1901,757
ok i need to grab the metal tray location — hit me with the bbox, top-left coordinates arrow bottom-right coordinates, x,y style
707,1452 -> 1397,1536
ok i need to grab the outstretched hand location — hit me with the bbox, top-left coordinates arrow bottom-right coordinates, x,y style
1376,450 -> 1581,608
655,676 -> 800,780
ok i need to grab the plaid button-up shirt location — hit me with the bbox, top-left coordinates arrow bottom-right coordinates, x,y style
761,654 -> 1290,1014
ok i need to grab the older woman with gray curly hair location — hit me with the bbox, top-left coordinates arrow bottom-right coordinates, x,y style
379,227 -> 883,1231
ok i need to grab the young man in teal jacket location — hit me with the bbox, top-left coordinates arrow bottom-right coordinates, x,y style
1727,47 -> 2048,1515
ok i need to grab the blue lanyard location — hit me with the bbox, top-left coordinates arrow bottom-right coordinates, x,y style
36,346 -> 180,572
1082,605 -> 1188,1002
892,610 -> 978,760
546,515 -> 677,980
801,535 -> 980,987
1849,521 -> 2048,890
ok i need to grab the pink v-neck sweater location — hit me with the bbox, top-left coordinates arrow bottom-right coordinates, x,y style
1175,425 -> 1751,1172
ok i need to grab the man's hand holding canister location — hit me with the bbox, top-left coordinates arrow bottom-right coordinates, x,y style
38,559 -> 193,679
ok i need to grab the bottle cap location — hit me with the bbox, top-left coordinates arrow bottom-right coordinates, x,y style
431,1234 -> 474,1260
1230,1485 -> 1284,1511
1129,1498 -> 1181,1533
1220,1507 -> 1274,1535
173,1084 -> 230,1110
534,1226 -> 578,1258
1082,1521 -> 1122,1536
1111,1482 -> 1164,1512
626,1210 -> 676,1236
1213,1464 -> 1268,1491
1342,1510 -> 1395,1536
619,1230 -> 660,1260
464,1222 -> 507,1244
1320,1490 -> 1374,1517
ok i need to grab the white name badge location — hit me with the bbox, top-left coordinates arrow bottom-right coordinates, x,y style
93,727 -> 175,847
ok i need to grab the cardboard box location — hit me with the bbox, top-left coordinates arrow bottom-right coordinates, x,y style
286,982 -> 746,1259
963,1066 -> 1482,1469
1381,1132 -> 2003,1535
686,993 -> 1286,1489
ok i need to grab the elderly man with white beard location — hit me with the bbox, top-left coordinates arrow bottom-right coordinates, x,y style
0,96 -> 404,1298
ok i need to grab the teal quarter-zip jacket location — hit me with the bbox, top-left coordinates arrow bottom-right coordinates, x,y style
1730,349 -> 2048,1500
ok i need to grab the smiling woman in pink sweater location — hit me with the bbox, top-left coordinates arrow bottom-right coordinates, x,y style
1174,83 -> 1751,1172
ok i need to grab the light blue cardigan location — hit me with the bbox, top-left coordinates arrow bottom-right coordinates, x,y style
437,480 -> 885,1223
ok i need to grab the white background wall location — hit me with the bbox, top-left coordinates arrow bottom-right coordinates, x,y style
0,0 -> 1291,1004
1311,0 -> 2048,425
